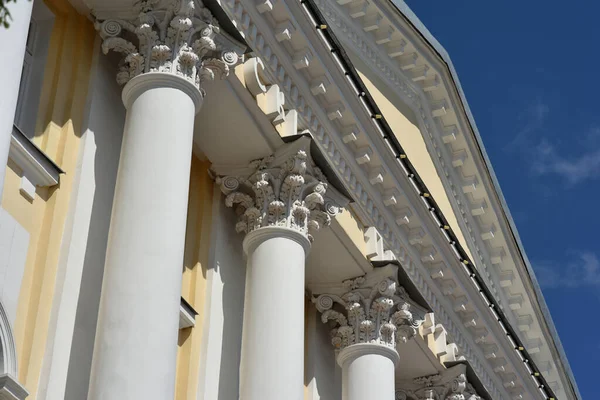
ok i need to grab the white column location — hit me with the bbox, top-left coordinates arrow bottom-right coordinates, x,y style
338,343 -> 399,400
240,227 -> 310,400
311,264 -> 428,400
213,137 -> 345,400
88,2 -> 238,398
0,0 -> 34,198
87,72 -> 201,399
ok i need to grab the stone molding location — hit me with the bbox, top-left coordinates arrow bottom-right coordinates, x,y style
396,364 -> 483,400
242,225 -> 312,257
91,0 -> 243,92
0,300 -> 27,399
311,264 -> 428,351
121,71 -> 204,111
9,125 -> 62,201
0,374 -> 29,400
337,342 -> 400,368
212,136 -> 348,242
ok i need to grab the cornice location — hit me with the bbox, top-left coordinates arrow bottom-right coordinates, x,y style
314,0 -> 568,397
217,0 -> 539,398
9,126 -> 62,188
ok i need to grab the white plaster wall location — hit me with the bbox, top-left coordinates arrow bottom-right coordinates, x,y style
55,48 -> 124,400
305,303 -> 342,400
0,207 -> 29,326
197,187 -> 246,400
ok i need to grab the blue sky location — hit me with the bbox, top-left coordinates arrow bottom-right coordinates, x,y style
402,1 -> 597,397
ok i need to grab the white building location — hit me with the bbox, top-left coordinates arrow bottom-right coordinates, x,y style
0,0 -> 580,399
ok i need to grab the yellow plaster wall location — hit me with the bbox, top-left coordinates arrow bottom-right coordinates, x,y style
174,156 -> 213,400
0,0 -> 95,396
334,208 -> 368,258
356,70 -> 474,262
1,160 -> 47,234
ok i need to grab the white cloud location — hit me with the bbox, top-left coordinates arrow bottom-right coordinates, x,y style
504,98 -> 600,185
505,98 -> 549,150
534,251 -> 600,289
531,140 -> 600,185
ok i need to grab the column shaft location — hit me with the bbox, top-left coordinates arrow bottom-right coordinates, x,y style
338,343 -> 399,400
88,73 -> 201,399
240,227 -> 310,400
0,0 -> 34,198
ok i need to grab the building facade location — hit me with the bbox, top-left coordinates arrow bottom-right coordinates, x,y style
0,0 -> 580,399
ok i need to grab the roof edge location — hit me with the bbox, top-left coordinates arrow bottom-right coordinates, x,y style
387,1 -> 581,398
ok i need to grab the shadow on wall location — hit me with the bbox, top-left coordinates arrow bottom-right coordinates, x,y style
304,300 -> 342,400
63,50 -> 124,400
205,195 -> 246,400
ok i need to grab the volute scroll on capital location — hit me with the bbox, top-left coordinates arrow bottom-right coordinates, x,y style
211,137 -> 349,242
310,264 -> 429,351
91,0 -> 245,91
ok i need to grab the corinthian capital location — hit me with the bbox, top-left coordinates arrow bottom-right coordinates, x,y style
92,0 -> 244,88
211,137 -> 348,241
310,264 -> 428,351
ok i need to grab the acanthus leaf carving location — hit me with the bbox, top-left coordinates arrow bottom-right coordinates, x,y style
311,264 -> 427,351
212,137 -> 347,241
92,0 -> 243,89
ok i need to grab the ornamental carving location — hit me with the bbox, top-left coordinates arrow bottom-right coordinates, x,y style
92,0 -> 242,88
310,264 -> 428,350
212,137 -> 348,241
396,365 -> 484,400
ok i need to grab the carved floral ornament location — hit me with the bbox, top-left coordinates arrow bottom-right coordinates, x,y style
212,138 -> 348,241
92,0 -> 243,89
396,365 -> 483,400
311,265 -> 428,350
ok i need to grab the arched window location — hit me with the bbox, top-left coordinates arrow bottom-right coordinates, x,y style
0,301 -> 28,399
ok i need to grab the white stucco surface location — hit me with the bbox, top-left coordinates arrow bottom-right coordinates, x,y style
197,189 -> 245,400
0,207 -> 29,326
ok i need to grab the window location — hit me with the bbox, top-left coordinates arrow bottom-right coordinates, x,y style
13,1 -> 54,139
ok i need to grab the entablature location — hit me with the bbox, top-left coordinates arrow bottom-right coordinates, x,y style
214,0 -> 547,398
311,0 -> 574,398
